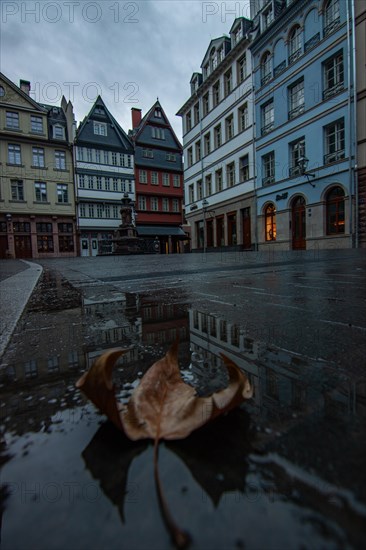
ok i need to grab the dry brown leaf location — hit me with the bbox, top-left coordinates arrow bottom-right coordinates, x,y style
76,341 -> 253,549
76,340 -> 253,441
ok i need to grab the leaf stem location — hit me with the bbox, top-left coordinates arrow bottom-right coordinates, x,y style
153,438 -> 191,549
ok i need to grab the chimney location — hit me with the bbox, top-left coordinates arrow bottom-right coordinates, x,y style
20,80 -> 31,95
131,108 -> 142,129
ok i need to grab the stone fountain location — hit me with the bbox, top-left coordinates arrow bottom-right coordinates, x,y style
112,194 -> 142,254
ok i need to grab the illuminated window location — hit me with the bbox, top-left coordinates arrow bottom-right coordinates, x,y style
265,203 -> 276,241
326,186 -> 345,234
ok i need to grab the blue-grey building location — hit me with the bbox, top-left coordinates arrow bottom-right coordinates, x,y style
249,0 -> 356,250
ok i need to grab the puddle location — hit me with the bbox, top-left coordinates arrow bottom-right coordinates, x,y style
0,268 -> 365,549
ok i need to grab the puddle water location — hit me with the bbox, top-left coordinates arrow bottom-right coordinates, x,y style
1,269 -> 365,549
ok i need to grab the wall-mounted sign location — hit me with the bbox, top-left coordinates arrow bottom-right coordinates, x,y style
276,192 -> 288,201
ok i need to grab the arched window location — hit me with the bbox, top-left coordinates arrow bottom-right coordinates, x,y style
324,0 -> 340,35
288,26 -> 302,63
261,52 -> 272,85
326,186 -> 345,234
265,203 -> 276,241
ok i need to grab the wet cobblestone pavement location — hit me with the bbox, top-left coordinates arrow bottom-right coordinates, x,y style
1,250 -> 366,549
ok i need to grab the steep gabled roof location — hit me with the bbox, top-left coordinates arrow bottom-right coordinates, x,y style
133,100 -> 182,152
0,72 -> 47,112
76,96 -> 133,152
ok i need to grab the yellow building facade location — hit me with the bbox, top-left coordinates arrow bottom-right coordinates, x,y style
0,73 -> 77,258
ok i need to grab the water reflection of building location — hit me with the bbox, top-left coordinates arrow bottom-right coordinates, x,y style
189,308 -> 366,422
140,296 -> 189,346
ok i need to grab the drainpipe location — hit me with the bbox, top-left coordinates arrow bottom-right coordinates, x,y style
346,0 -> 356,247
351,0 -> 359,248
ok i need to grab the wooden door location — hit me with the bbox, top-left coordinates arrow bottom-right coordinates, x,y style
242,207 -> 251,249
292,196 -> 306,250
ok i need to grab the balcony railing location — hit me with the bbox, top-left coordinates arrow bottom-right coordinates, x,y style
324,149 -> 345,164
324,17 -> 340,37
261,122 -> 274,136
262,175 -> 275,185
288,49 -> 301,65
261,73 -> 272,86
274,60 -> 286,77
305,33 -> 320,52
323,82 -> 344,100
288,104 -> 305,119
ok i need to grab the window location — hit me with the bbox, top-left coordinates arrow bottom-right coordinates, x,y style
197,180 -> 203,200
13,222 -> 30,232
151,197 -> 159,211
31,115 -> 43,133
238,104 -> 248,132
112,178 -> 118,191
225,114 -> 234,140
0,86 -> 4,97
97,176 -> 102,190
32,147 -> 45,167
172,199 -> 179,212
237,55 -> 247,83
6,111 -> 19,129
213,81 -> 220,107
37,223 -> 53,253
289,138 -> 305,175
53,125 -> 65,139
154,108 -> 162,118
324,0 -> 340,36
194,103 -> 200,125
58,226 -> 74,252
36,223 -> 52,233
87,148 -> 93,162
189,184 -> 194,203
239,155 -> 249,182
324,119 -> 345,164
152,127 -> 165,140
105,204 -> 111,218
95,150 -> 101,163
205,174 -> 212,196
142,148 -> 154,158
77,147 -> 84,161
88,176 -> 94,189
263,5 -> 273,29
288,79 -> 304,119
78,174 -> 85,188
58,223 -> 73,233
80,204 -> 86,217
163,173 -> 170,186
112,152 -> 117,165
88,204 -> 95,217
214,125 -> 222,148
24,360 -> 37,379
234,25 -> 242,43
105,177 -> 110,190
265,204 -> 276,240
288,26 -> 302,64
35,182 -> 47,202
261,52 -> 272,85
261,101 -> 274,135
8,144 -> 21,165
186,111 -> 192,132
112,204 -> 119,218
215,169 -> 223,192
97,204 -> 103,218
323,53 -> 344,99
226,162 -> 235,187
138,196 -> 147,210
224,69 -> 232,96
203,93 -> 209,116
11,179 -> 24,201
139,170 -> 147,183
162,198 -> 169,211
48,356 -> 59,373
55,150 -> 66,170
57,184 -> 68,203
210,48 -> 218,71
326,186 -> 345,234
228,213 -> 237,245
187,147 -> 193,166
103,150 -> 109,164
204,133 -> 211,155
166,153 -> 176,162
173,175 -> 180,187
94,121 -> 107,135
151,172 -> 159,185
262,152 -> 275,185
195,140 -> 201,161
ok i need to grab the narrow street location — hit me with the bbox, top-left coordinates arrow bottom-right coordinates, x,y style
1,249 -> 366,549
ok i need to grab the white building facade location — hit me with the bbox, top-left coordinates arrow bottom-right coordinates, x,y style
177,17 -> 256,251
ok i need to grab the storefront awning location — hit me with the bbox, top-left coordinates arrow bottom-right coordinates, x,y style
136,225 -> 188,238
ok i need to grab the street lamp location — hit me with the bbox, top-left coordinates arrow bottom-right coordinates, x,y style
202,199 -> 209,254
297,155 -> 316,187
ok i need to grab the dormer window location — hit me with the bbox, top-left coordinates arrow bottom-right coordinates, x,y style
235,26 -> 242,44
154,109 -> 162,118
94,121 -> 107,136
203,63 -> 210,79
218,47 -> 224,62
210,49 -> 218,71
263,5 -> 273,29
53,124 -> 65,139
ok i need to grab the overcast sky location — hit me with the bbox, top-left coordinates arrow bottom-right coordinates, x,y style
1,0 -> 250,140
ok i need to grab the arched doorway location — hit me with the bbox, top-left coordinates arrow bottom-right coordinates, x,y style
292,196 -> 306,249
